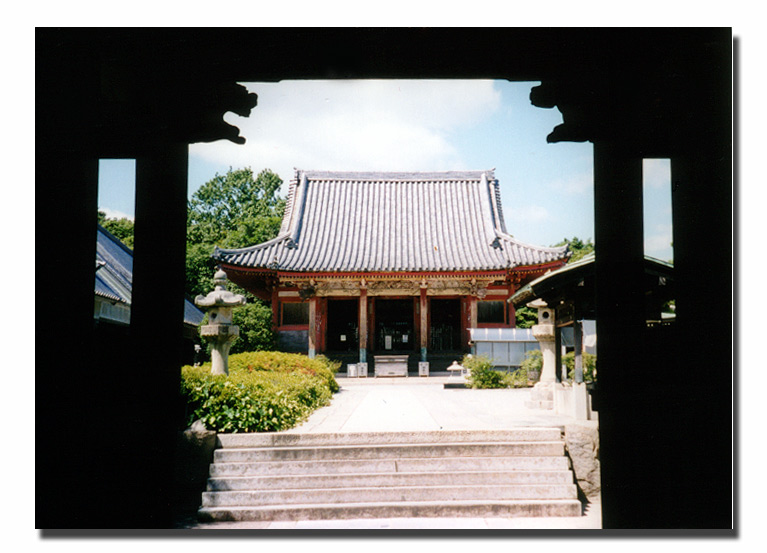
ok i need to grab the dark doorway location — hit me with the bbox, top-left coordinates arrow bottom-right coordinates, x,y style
430,298 -> 462,352
326,298 -> 358,352
375,298 -> 415,352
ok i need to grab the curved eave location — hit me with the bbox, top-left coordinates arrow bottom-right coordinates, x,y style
508,253 -> 675,307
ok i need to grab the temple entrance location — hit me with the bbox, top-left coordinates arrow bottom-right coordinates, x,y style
374,298 -> 415,352
326,298 -> 359,352
429,298 -> 462,353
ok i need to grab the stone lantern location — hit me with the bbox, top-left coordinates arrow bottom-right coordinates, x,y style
195,268 -> 246,375
526,298 -> 561,409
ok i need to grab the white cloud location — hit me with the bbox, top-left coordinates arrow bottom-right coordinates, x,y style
98,207 -> 134,221
508,204 -> 551,225
190,80 -> 502,183
643,158 -> 671,190
644,223 -> 673,259
549,171 -> 593,196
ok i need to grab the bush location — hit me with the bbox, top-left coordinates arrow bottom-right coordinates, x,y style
463,355 -> 529,389
230,301 -> 276,354
520,349 -> 543,381
504,366 -> 529,388
227,351 -> 339,393
179,351 -> 339,433
563,351 -> 597,382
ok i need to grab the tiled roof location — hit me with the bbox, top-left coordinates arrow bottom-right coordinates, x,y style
214,170 -> 569,273
509,253 -> 675,307
96,225 -> 204,326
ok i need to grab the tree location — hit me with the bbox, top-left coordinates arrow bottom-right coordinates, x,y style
230,302 -> 276,354
553,236 -> 595,264
187,168 -> 285,356
515,305 -> 538,328
98,210 -> 135,249
186,168 -> 285,298
187,167 -> 284,249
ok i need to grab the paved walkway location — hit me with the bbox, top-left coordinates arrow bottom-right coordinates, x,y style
182,375 -> 602,531
287,374 -> 585,433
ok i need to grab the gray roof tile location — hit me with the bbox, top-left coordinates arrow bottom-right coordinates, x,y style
214,170 -> 569,273
96,225 -> 204,326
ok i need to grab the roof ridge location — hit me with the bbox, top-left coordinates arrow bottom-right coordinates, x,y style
296,169 -> 496,181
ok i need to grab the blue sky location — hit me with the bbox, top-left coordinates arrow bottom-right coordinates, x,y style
98,80 -> 673,260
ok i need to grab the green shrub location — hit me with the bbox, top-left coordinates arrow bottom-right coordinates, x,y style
504,366 -> 529,388
227,351 -> 339,393
230,301 -> 276,354
179,351 -> 339,433
520,349 -> 543,381
563,351 -> 597,382
463,355 -> 529,389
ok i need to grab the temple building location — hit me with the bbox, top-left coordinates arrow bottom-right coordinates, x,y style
213,170 -> 570,371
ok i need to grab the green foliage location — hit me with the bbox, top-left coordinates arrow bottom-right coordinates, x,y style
186,242 -> 218,300
185,168 -> 285,299
515,306 -> 538,329
227,351 -> 339,393
562,351 -> 597,382
504,366 -> 529,388
230,301 -> 277,355
180,351 -> 339,433
187,167 -> 285,247
520,349 -> 543,377
463,355 -> 529,389
98,210 -> 135,249
553,236 -> 595,264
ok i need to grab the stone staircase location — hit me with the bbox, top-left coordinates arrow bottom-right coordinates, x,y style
197,428 -> 582,522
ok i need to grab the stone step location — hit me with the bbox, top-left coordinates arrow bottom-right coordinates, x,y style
213,441 -> 565,463
217,428 -> 563,448
202,483 -> 579,507
198,499 -> 583,522
209,455 -> 572,477
207,469 -> 574,491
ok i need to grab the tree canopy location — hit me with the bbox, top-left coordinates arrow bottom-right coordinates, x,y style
98,210 -> 135,249
185,168 -> 285,354
187,167 -> 284,249
186,168 -> 285,299
553,236 -> 595,264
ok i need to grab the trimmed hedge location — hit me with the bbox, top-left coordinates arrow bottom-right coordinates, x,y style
180,352 -> 339,433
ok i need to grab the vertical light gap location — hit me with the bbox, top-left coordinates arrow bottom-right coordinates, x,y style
95,159 -> 137,327
642,159 -> 673,264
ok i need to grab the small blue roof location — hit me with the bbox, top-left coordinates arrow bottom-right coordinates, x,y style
96,225 -> 204,326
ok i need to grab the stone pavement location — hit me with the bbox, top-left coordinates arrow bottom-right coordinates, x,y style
287,374 -> 584,433
181,374 -> 602,530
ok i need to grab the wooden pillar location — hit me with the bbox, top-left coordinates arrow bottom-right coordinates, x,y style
271,287 -> 279,330
129,142 -> 189,527
308,297 -> 317,358
555,325 -> 563,382
508,285 -> 517,328
359,288 -> 368,363
37,151 -> 100,527
419,286 -> 428,362
592,140 -> 646,529
573,320 -> 583,383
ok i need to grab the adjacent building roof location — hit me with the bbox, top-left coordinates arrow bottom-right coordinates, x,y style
509,252 -> 675,308
214,170 -> 569,273
96,225 -> 205,326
